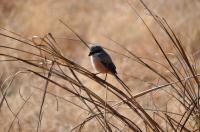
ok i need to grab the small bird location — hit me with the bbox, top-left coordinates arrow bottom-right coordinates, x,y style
89,44 -> 117,75
88,44 -> 130,91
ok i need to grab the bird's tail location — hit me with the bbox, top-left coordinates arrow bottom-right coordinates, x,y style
113,73 -> 131,94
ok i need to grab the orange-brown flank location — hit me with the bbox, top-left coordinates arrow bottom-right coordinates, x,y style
91,55 -> 110,74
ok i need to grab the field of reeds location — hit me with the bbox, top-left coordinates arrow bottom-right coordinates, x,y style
0,0 -> 200,131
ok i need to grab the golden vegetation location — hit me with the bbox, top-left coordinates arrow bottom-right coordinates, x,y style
0,0 -> 200,131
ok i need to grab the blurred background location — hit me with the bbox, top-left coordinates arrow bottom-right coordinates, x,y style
0,0 -> 200,131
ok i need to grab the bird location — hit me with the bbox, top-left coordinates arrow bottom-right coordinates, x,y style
88,44 -> 131,91
89,44 -> 117,75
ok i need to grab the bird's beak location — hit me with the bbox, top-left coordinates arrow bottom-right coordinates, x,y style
88,52 -> 92,56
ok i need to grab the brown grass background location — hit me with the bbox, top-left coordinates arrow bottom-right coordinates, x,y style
0,0 -> 200,131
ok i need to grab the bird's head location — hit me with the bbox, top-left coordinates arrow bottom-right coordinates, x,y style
88,44 -> 103,56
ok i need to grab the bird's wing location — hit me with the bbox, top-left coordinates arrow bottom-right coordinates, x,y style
97,52 -> 117,74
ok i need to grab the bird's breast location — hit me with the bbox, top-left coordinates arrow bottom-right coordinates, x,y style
90,56 -> 109,73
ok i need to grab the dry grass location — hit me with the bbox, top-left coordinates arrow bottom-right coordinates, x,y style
0,0 -> 200,132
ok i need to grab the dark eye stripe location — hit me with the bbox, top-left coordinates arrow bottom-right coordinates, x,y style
91,49 -> 102,55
